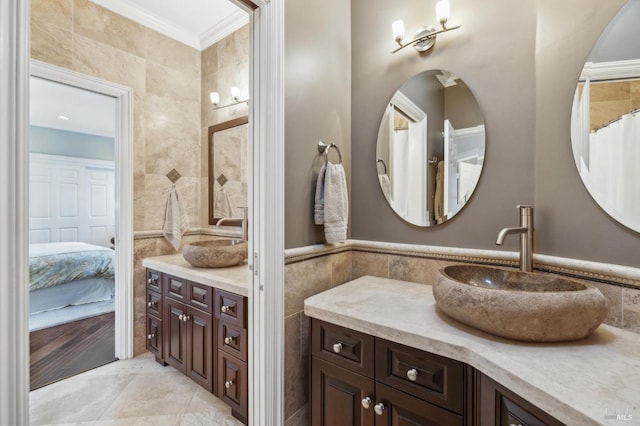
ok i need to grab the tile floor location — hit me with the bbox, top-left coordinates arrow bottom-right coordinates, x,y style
29,353 -> 243,426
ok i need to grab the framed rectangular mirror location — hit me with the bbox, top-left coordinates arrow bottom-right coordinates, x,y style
208,116 -> 249,226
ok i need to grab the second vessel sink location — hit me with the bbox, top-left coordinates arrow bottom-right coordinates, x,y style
182,239 -> 247,268
433,264 -> 608,342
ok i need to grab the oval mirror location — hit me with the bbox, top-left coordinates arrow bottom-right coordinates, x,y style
570,0 -> 640,232
376,70 -> 485,226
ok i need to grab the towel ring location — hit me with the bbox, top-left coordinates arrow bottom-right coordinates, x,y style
318,141 -> 343,165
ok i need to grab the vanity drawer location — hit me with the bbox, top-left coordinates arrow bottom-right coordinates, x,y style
218,320 -> 248,361
214,289 -> 246,328
188,281 -> 213,313
218,350 -> 248,424
311,319 -> 374,378
164,274 -> 188,302
375,338 -> 464,414
146,289 -> 162,318
146,269 -> 162,292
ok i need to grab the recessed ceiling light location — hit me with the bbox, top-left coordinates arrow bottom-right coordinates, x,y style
57,115 -> 70,120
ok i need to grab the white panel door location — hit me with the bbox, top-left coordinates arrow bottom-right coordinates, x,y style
85,166 -> 115,247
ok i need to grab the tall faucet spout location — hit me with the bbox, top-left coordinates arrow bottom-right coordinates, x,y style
495,227 -> 527,245
495,205 -> 534,272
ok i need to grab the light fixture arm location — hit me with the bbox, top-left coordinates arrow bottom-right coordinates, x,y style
392,23 -> 461,54
213,99 -> 249,110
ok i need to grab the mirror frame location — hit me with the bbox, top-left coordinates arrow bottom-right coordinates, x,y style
208,115 -> 249,225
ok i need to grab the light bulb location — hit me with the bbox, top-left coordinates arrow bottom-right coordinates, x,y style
392,20 -> 405,44
436,0 -> 450,26
230,86 -> 241,102
209,92 -> 220,106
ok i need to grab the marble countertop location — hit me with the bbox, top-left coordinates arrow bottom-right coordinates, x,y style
142,254 -> 249,297
304,276 -> 640,426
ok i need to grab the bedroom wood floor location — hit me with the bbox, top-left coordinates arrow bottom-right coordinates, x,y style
30,312 -> 117,390
29,353 -> 242,425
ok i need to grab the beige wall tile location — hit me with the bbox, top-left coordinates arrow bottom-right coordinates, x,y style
389,256 -> 455,285
622,287 -> 640,334
285,257 -> 332,317
31,19 -> 73,68
134,323 -> 147,356
202,45 -> 218,74
73,0 -> 146,58
329,251 -> 352,287
284,313 -> 308,421
146,61 -> 200,103
591,281 -> 622,328
71,34 -> 146,95
146,29 -> 200,75
590,81 -> 630,102
352,251 -> 389,279
285,404 -> 309,426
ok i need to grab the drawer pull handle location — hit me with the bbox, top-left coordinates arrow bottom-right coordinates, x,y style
332,343 -> 343,353
147,333 -> 154,340
374,403 -> 385,416
225,380 -> 234,389
224,336 -> 236,345
406,368 -> 419,382
361,397 -> 372,409
221,305 -> 232,313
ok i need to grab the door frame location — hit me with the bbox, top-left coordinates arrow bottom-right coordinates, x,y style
30,59 -> 134,360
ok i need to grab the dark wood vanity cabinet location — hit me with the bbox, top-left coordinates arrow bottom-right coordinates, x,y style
477,373 -> 565,426
145,268 -> 248,424
311,319 -> 468,426
310,319 -> 564,426
215,288 -> 248,424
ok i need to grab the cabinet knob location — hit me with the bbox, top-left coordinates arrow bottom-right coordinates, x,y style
406,368 -> 419,382
182,314 -> 190,322
361,397 -> 372,409
147,301 -> 153,308
332,342 -> 343,353
224,336 -> 236,345
225,380 -> 234,389
147,333 -> 154,340
374,403 -> 386,416
221,305 -> 232,313
178,314 -> 184,321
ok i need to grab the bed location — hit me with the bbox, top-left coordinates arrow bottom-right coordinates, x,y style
29,242 -> 115,317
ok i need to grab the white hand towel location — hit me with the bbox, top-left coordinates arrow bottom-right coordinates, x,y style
314,163 -> 327,224
323,162 -> 348,243
378,173 -> 392,201
215,186 -> 235,218
163,186 -> 190,250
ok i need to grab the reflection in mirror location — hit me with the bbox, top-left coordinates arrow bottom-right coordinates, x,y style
208,116 -> 248,225
571,0 -> 640,232
376,70 -> 485,226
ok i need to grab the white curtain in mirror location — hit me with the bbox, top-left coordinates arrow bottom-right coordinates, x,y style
580,110 -> 640,230
571,79 -> 590,171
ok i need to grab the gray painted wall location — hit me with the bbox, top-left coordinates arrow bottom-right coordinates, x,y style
588,0 -> 640,63
284,0 -> 351,249
286,0 -> 639,268
351,0 -> 537,252
30,126 -> 114,161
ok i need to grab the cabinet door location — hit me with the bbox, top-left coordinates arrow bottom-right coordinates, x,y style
146,314 -> 163,362
187,307 -> 213,392
218,350 -> 248,424
373,382 -> 463,426
165,298 -> 188,374
311,357 -> 375,426
478,373 -> 565,426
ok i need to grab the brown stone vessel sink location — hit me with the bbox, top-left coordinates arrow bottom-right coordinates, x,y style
433,264 -> 608,342
182,239 -> 247,268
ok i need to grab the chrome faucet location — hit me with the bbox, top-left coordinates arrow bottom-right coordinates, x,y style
216,206 -> 249,241
496,205 -> 534,272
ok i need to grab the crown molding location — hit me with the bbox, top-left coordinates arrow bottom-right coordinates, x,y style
89,0 -> 247,51
580,59 -> 640,81
200,9 -> 249,50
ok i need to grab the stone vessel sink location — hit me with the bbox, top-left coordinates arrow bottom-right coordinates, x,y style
433,264 -> 608,342
182,239 -> 247,268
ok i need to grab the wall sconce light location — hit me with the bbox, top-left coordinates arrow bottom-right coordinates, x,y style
392,0 -> 461,54
210,86 -> 248,109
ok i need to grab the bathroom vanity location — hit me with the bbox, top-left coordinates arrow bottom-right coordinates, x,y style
305,276 -> 640,425
143,254 -> 249,424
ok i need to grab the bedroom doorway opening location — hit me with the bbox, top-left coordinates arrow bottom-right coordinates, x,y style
28,61 -> 134,390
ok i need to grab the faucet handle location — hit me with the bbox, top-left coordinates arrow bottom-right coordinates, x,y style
517,205 -> 533,214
